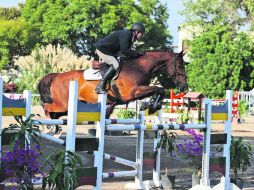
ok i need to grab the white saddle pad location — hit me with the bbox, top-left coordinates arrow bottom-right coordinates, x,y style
83,68 -> 102,80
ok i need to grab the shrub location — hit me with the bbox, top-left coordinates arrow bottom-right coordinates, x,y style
238,101 -> 248,117
14,44 -> 90,92
230,137 -> 252,182
116,108 -> 136,119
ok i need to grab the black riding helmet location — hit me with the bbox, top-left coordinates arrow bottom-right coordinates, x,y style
131,22 -> 145,34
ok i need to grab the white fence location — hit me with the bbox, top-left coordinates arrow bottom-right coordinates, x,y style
239,90 -> 254,114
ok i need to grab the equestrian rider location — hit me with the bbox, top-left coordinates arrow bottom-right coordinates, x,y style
93,22 -> 145,94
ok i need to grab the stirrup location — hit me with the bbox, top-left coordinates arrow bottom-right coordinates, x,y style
96,87 -> 107,94
95,83 -> 107,94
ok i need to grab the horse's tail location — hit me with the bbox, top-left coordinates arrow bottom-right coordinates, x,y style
38,73 -> 58,103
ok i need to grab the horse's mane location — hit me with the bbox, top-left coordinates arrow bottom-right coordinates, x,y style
121,48 -> 175,66
144,48 -> 174,53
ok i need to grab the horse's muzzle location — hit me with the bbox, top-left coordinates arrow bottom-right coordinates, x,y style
179,83 -> 188,92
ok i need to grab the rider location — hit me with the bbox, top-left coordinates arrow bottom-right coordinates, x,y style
93,22 -> 145,94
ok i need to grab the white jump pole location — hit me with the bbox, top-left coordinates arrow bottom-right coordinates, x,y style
93,94 -> 107,190
201,99 -> 212,186
65,81 -> 78,152
223,90 -> 233,189
135,110 -> 145,189
24,89 -> 32,149
153,109 -> 162,187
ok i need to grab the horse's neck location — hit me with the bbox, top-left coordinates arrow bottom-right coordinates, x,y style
121,52 -> 167,74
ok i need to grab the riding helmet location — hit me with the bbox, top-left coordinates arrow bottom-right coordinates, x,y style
131,22 -> 145,34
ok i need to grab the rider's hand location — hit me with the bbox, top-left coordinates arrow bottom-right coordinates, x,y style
139,52 -> 145,56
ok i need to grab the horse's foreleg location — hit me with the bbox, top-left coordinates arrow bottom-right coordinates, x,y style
106,103 -> 116,118
130,86 -> 165,114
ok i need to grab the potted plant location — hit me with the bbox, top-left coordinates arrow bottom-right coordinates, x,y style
1,114 -> 41,149
42,150 -> 83,190
176,129 -> 203,187
230,136 -> 252,188
156,130 -> 178,189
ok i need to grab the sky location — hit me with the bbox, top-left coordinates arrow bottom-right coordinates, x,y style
0,0 -> 185,46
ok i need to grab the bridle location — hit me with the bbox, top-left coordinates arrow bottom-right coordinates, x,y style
171,56 -> 187,86
143,54 -> 187,86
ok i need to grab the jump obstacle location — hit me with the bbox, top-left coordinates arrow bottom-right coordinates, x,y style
0,78 -> 105,187
0,78 -> 240,189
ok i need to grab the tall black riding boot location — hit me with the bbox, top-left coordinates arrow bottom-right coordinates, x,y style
95,65 -> 116,94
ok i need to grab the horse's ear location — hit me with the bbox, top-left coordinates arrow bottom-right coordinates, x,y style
178,50 -> 183,57
178,50 -> 187,58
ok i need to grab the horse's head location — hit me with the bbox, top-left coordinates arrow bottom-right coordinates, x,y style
148,50 -> 188,92
168,51 -> 188,92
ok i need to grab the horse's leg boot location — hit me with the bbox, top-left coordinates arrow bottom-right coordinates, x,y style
95,65 -> 115,94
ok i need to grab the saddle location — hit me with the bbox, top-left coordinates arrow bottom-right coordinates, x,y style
90,60 -> 122,102
91,61 -> 120,78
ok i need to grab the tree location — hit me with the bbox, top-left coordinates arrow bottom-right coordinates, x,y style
187,25 -> 254,97
0,18 -> 39,70
181,0 -> 254,31
0,7 -> 21,20
21,0 -> 172,57
0,5 -> 40,70
181,0 -> 254,97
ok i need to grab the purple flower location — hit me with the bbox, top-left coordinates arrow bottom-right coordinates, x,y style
176,129 -> 203,174
1,141 -> 43,187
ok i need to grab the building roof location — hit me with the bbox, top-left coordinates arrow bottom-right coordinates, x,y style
184,92 -> 206,99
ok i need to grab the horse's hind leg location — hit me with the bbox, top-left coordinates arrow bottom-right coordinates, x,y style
49,112 -> 67,134
42,103 -> 67,134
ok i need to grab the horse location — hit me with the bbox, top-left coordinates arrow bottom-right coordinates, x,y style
38,50 -> 188,125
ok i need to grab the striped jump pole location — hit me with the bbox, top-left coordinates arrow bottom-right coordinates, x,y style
106,118 -> 141,125
102,170 -> 138,179
106,123 -> 207,131
103,153 -> 138,168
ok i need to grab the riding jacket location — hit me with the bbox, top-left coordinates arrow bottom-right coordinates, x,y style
93,29 -> 141,58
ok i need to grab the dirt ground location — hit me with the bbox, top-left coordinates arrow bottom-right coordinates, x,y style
1,106 -> 254,190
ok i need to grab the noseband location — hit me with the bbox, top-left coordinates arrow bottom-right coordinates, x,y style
171,57 -> 187,86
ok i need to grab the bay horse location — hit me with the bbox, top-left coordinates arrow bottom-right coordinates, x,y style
38,50 -> 188,124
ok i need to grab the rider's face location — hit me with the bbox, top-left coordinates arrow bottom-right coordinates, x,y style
136,32 -> 143,40
134,31 -> 143,40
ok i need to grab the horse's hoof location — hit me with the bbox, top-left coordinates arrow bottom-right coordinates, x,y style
55,126 -> 62,135
148,108 -> 156,115
140,102 -> 149,111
